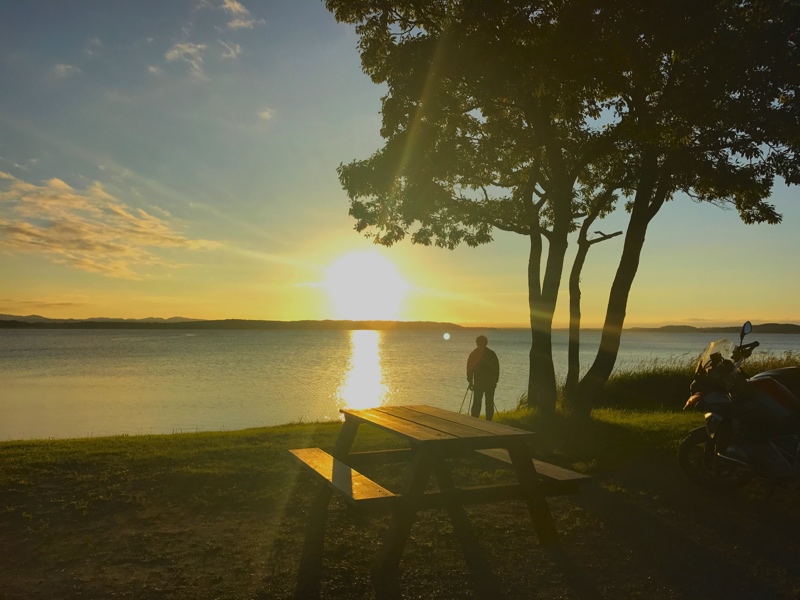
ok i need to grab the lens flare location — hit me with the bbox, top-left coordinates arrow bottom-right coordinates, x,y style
324,252 -> 410,320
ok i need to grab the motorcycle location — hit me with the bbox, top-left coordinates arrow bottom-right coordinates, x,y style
678,321 -> 800,492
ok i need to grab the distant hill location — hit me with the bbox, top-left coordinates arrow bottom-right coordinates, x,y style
0,314 -> 200,324
2,314 -> 796,333
0,315 -> 464,331
628,323 -> 800,334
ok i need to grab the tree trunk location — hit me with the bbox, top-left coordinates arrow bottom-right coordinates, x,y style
526,226 -> 551,415
576,221 -> 646,404
576,173 -> 663,406
564,239 -> 589,409
528,326 -> 557,416
526,231 -> 569,417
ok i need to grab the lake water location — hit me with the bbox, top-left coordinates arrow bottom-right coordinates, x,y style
1,328 -> 798,441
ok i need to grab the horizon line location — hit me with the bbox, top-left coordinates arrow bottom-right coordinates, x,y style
2,313 -> 798,330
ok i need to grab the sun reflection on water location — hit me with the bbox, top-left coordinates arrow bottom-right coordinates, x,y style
336,330 -> 388,413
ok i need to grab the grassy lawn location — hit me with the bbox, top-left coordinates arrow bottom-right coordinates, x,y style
2,357 -> 799,599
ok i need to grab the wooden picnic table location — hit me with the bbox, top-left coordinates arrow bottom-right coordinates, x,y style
290,404 -> 589,597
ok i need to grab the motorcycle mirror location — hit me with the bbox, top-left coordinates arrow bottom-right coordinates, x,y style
740,321 -> 752,344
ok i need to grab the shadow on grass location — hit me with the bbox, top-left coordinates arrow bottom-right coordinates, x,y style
266,412 -> 800,599
579,480 -> 794,599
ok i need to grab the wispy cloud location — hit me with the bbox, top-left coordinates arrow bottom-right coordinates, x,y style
221,0 -> 264,29
1,156 -> 38,172
258,108 -> 274,121
221,0 -> 248,15
0,299 -> 87,311
147,65 -> 164,76
219,39 -> 241,58
52,64 -> 82,79
0,171 -> 217,280
84,37 -> 102,57
165,42 -> 208,81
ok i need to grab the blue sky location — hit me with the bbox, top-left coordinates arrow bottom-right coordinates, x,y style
1,0 -> 798,327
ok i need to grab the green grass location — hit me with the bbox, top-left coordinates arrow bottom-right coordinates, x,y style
0,407 -> 699,546
587,351 -> 800,410
2,356 -> 799,599
4,409 -> 684,535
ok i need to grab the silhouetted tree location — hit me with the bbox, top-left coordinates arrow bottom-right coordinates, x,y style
325,0 -> 800,415
571,0 -> 799,412
564,178 -> 621,408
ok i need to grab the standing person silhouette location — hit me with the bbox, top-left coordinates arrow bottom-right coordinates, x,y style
466,335 -> 500,420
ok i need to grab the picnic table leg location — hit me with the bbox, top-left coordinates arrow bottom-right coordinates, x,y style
294,419 -> 361,600
507,444 -> 559,547
431,455 -> 501,600
294,485 -> 332,600
372,449 -> 432,595
332,418 -> 360,459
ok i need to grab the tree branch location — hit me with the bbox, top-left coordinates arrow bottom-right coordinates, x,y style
587,230 -> 623,245
489,221 -> 531,235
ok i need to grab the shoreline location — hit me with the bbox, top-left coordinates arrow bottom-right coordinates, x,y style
2,319 -> 800,333
0,318 -> 465,331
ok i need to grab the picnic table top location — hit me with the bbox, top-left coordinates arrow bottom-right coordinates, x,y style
339,404 -> 535,448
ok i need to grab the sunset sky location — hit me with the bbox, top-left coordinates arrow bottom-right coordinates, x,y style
1,0 -> 798,328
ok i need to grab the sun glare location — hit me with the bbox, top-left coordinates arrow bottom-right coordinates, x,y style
336,330 -> 388,411
324,252 -> 410,321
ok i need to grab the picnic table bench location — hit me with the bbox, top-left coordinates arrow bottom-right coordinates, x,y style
289,404 -> 589,597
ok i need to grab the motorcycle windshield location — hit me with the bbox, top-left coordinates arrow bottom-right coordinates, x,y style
695,338 -> 736,373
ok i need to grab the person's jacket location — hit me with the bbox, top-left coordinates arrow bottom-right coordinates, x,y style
467,347 -> 499,387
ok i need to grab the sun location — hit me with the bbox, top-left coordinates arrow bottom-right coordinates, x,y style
324,252 -> 410,320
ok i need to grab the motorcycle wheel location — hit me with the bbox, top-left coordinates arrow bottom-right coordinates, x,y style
678,427 -> 752,491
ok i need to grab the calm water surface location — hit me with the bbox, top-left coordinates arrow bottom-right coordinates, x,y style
1,328 -> 798,440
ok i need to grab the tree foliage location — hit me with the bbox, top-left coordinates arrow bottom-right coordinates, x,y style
332,1 -> 624,245
325,0 -> 800,413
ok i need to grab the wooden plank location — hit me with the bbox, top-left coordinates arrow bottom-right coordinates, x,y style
346,448 -> 414,467
476,448 -> 591,483
414,480 -> 580,510
421,434 -> 541,452
377,405 -> 498,440
289,448 -> 397,506
342,405 -> 535,447
401,405 -> 536,438
419,483 -> 523,508
341,408 -> 456,443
